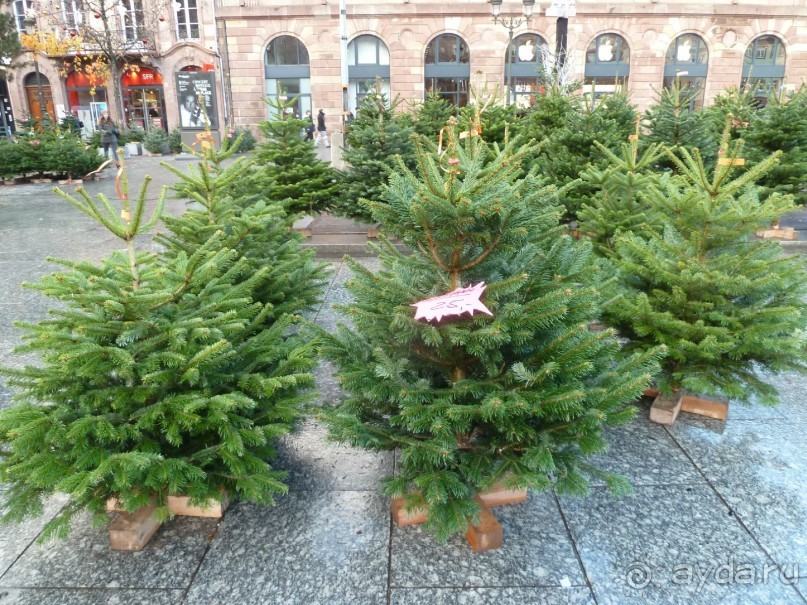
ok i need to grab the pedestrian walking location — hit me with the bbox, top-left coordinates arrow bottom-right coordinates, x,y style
316,109 -> 330,148
97,111 -> 119,165
304,109 -> 315,142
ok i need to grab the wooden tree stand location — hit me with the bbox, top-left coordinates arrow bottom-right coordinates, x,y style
756,220 -> 797,241
648,390 -> 729,426
391,484 -> 527,552
106,490 -> 229,551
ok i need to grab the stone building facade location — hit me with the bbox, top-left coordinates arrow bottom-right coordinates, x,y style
3,0 -> 805,138
215,0 -> 807,134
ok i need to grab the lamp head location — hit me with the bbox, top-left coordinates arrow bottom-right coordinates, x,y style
489,0 -> 503,17
522,0 -> 535,18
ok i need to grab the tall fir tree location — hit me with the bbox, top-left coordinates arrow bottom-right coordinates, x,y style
315,118 -> 662,540
0,160 -> 318,540
413,91 -> 456,142
643,80 -> 714,171
605,131 -> 807,403
240,95 -> 339,215
334,84 -> 416,223
158,132 -> 329,319
577,138 -> 667,257
701,87 -> 757,148
744,86 -> 807,206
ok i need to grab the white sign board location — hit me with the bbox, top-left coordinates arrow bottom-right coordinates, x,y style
546,0 -> 576,17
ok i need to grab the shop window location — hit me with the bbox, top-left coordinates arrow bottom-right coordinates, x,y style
347,35 -> 390,111
424,34 -> 470,107
741,35 -> 786,107
264,36 -> 311,118
664,33 -> 708,110
584,33 -> 630,107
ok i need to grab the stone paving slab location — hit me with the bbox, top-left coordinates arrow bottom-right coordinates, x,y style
559,484 -> 805,605
390,587 -> 596,605
183,494 -> 390,605
0,588 -> 183,605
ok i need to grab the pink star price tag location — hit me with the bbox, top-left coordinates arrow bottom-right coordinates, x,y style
412,282 -> 494,323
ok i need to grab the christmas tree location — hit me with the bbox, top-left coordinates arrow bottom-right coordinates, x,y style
701,87 -> 757,149
577,138 -> 667,257
333,83 -> 416,223
605,130 -> 807,403
744,86 -> 807,206
530,91 -> 637,220
316,116 -> 662,540
158,131 -> 329,319
244,95 -> 338,215
413,91 -> 455,142
0,159 -> 318,540
643,80 -> 714,171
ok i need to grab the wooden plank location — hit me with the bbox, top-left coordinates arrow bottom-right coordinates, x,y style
109,505 -> 161,551
680,393 -> 729,421
465,498 -> 503,552
391,497 -> 428,527
643,386 -> 660,398
478,485 -> 527,508
755,227 -> 797,240
367,224 -> 381,239
649,393 -> 682,426
167,493 -> 230,518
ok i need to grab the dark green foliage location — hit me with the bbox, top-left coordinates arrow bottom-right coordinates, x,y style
229,127 -> 256,153
168,127 -> 183,154
605,134 -> 807,404
143,128 -> 168,154
701,87 -> 757,148
334,85 -> 416,223
529,91 -> 638,220
0,139 -> 20,178
316,123 -> 662,541
244,95 -> 338,215
643,81 -> 714,170
522,88 -> 576,146
413,91 -> 455,142
0,151 -> 321,540
577,139 -> 667,257
44,135 -> 101,179
744,86 -> 807,206
158,131 -> 330,320
458,102 -> 519,148
0,13 -> 22,78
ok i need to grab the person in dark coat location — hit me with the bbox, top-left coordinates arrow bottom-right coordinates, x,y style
316,109 -> 330,148
304,109 -> 315,142
97,111 -> 119,165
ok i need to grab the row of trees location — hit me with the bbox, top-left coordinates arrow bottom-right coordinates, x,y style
0,83 -> 804,544
332,82 -> 807,223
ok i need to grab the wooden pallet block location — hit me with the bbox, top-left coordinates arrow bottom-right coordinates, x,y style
109,505 -> 162,551
391,497 -> 429,527
756,227 -> 797,240
680,393 -> 729,421
477,485 -> 528,508
167,492 -> 230,518
466,498 -> 503,552
643,386 -> 660,398
367,224 -> 381,239
649,392 -> 683,426
106,490 -> 229,518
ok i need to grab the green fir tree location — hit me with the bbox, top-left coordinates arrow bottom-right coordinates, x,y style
744,86 -> 807,206
413,91 -> 455,142
605,131 -> 807,403
334,84 -> 416,223
701,87 -> 757,148
316,121 -> 662,541
643,80 -> 714,171
245,95 -> 338,215
0,161 -> 318,540
577,138 -> 667,257
158,133 -> 329,319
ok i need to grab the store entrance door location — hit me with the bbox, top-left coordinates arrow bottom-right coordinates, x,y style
122,67 -> 166,131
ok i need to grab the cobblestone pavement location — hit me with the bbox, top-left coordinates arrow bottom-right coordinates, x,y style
0,155 -> 805,605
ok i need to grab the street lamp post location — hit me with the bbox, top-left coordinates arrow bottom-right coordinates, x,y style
22,17 -> 47,123
489,0 -> 535,106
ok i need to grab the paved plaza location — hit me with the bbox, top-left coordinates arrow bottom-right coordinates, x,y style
0,155 -> 806,605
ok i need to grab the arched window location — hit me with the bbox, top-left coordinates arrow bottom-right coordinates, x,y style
742,35 -> 786,107
264,36 -> 311,118
506,33 -> 547,108
664,33 -> 708,109
584,33 -> 630,106
424,33 -> 470,107
347,35 -> 390,112
24,72 -> 54,122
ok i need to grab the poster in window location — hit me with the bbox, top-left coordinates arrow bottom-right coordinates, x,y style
176,71 -> 218,130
